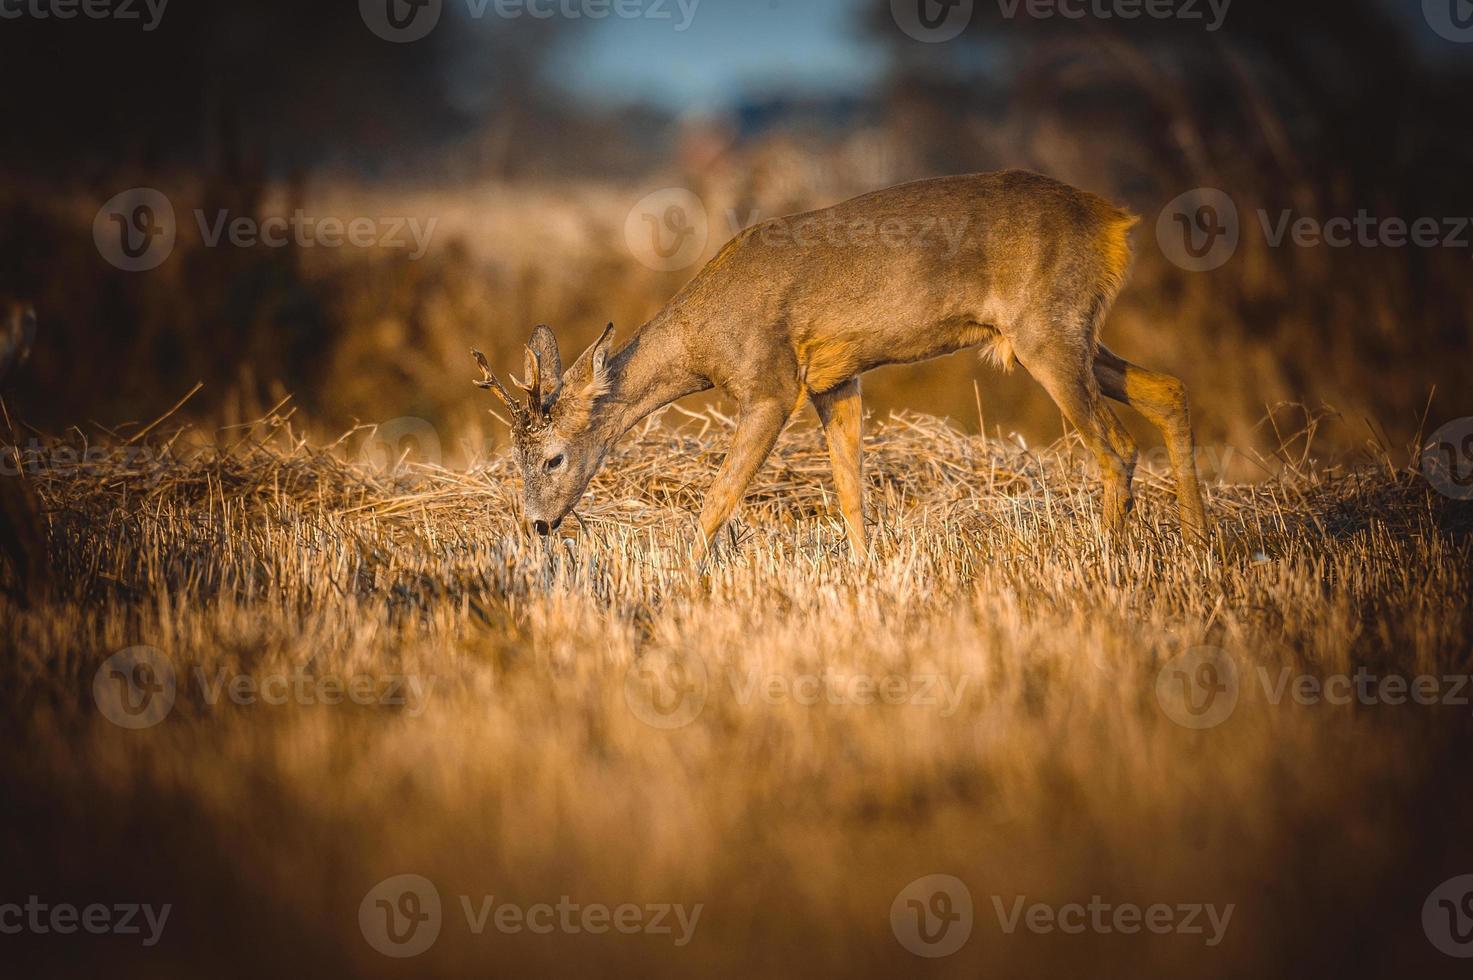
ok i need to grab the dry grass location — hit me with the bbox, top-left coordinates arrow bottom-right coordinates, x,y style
3,408 -> 1472,978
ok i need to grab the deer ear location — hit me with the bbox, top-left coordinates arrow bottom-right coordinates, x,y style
520,324 -> 563,413
528,324 -> 562,380
590,322 -> 614,379
566,323 -> 615,392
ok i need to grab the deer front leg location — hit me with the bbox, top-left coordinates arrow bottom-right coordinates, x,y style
811,377 -> 866,557
699,397 -> 794,553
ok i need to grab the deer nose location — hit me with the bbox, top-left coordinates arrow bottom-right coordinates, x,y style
533,520 -> 551,537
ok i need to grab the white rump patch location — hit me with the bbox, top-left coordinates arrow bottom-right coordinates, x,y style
978,333 -> 1017,372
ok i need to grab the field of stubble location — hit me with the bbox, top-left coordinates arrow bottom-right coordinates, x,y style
2,409 -> 1471,978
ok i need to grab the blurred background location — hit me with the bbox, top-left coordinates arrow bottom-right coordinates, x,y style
1,0 -> 1469,465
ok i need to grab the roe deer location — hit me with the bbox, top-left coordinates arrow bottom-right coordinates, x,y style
473,170 -> 1209,554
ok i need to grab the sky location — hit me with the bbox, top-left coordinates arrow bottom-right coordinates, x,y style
507,0 -> 1436,116
543,0 -> 887,112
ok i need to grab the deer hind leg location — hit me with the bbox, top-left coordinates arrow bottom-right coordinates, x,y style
811,377 -> 866,557
1093,345 -> 1209,542
1017,344 -> 1138,533
699,395 -> 795,552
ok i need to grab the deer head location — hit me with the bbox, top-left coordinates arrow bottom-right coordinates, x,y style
473,323 -> 616,536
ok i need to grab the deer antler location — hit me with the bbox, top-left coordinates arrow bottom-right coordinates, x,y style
511,347 -> 541,411
471,348 -> 530,429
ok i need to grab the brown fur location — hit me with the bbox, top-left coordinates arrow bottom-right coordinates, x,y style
475,170 -> 1209,550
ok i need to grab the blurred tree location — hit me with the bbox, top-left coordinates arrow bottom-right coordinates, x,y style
0,3 -> 586,428
869,0 -> 1472,206
0,2 -> 471,178
864,0 -> 1473,439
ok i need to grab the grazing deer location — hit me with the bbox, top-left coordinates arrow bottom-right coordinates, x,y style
474,170 -> 1209,554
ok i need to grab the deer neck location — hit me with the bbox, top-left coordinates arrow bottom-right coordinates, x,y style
603,312 -> 708,439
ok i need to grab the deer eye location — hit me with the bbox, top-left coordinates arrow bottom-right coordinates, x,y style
544,453 -> 565,473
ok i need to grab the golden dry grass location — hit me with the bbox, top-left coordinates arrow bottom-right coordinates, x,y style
3,408 -> 1472,978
